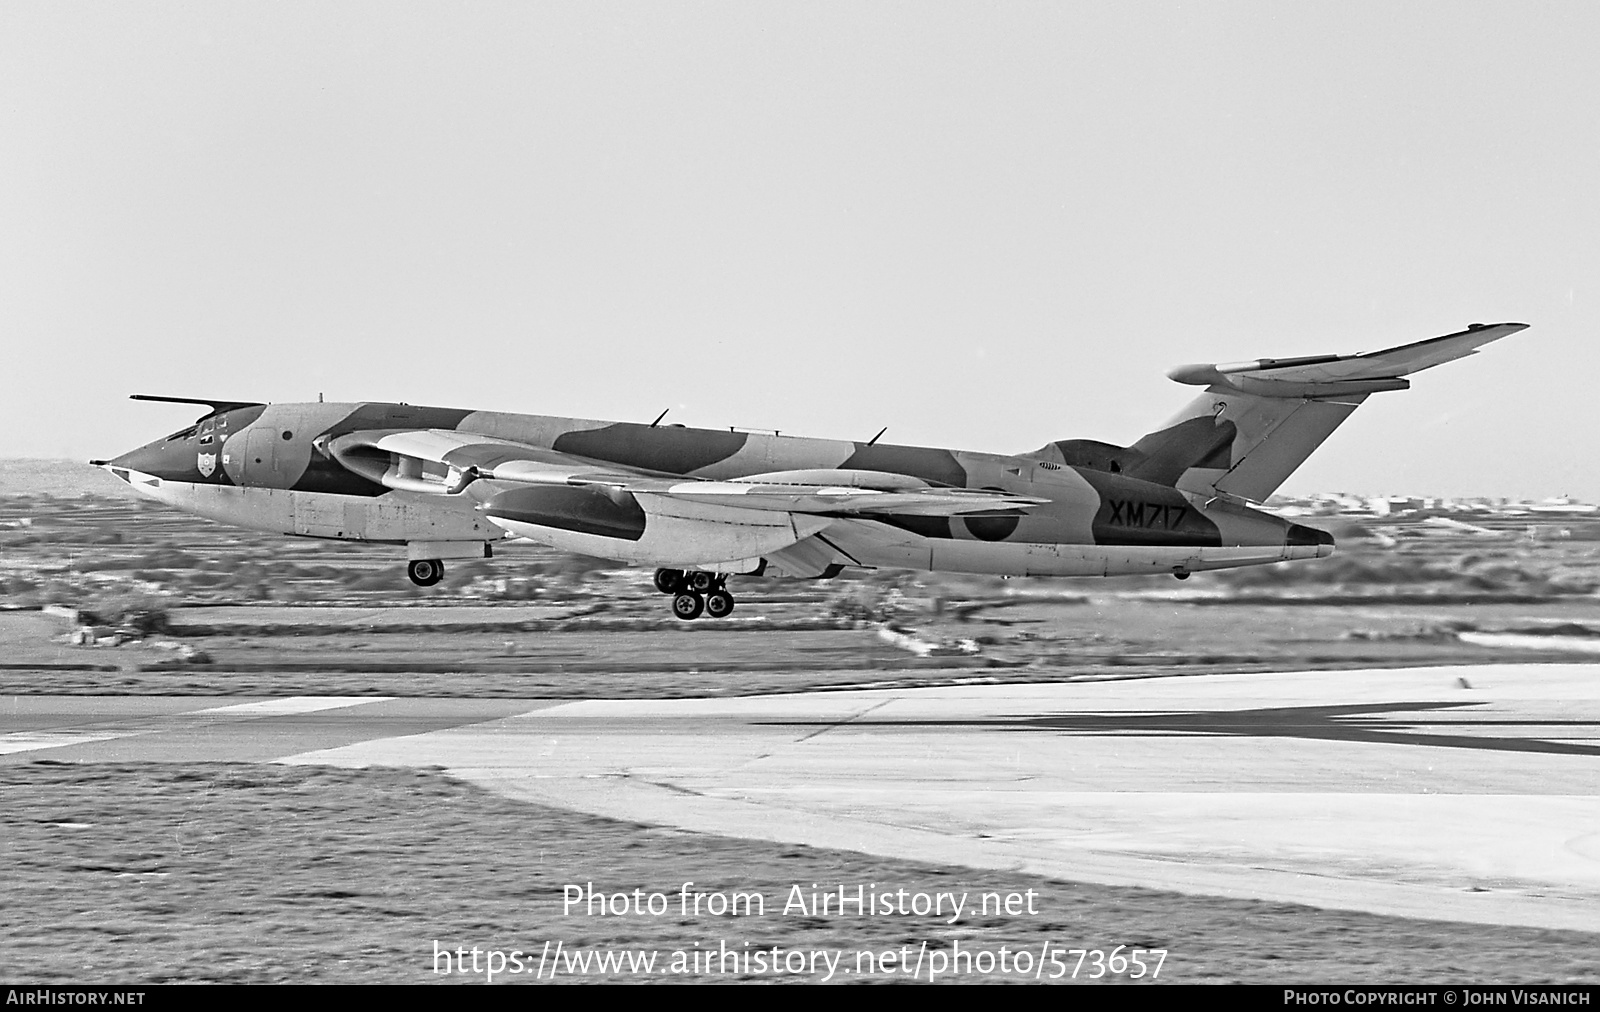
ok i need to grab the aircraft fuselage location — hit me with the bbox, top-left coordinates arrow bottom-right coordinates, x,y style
104,400 -> 1332,580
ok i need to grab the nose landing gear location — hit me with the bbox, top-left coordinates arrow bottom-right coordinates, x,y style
408,559 -> 445,587
654,568 -> 737,621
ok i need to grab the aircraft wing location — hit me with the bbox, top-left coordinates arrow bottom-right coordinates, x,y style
323,429 -> 1046,517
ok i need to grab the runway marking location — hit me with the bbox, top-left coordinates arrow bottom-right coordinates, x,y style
0,730 -> 141,755
0,697 -> 395,756
189,697 -> 394,717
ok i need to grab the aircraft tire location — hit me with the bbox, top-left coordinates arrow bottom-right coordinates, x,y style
705,590 -> 735,619
685,571 -> 716,594
672,592 -> 704,621
653,568 -> 685,594
408,559 -> 445,587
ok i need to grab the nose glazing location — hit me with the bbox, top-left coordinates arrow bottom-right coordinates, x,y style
108,431 -> 198,479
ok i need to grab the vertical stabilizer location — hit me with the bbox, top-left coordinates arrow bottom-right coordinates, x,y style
1133,389 -> 1366,502
1043,323 -> 1527,503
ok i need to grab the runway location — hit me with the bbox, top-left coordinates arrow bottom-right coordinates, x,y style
5,663 -> 1599,932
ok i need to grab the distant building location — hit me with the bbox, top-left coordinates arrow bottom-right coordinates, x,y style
1366,496 -> 1424,516
1526,497 -> 1599,515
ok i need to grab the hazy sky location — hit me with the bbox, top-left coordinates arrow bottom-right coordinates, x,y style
4,2 -> 1596,497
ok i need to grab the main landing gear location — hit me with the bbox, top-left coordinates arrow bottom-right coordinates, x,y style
408,558 -> 445,587
654,568 -> 735,621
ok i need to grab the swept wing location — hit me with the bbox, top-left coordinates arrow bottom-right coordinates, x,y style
321,428 -> 1044,517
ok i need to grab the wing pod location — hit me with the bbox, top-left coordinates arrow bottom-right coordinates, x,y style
660,480 -> 1047,517
727,469 -> 946,491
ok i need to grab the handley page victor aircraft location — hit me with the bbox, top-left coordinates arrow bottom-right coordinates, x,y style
97,323 -> 1525,619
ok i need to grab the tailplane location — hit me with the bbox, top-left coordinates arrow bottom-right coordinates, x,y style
1037,322 -> 1527,503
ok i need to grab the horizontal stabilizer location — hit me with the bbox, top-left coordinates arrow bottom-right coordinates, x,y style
1166,322 -> 1527,398
1110,322 -> 1527,503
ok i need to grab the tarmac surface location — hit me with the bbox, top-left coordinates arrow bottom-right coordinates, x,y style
5,663 -> 1599,932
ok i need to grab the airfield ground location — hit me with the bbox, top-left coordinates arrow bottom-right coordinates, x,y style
2,483 -> 1600,983
3,761 -> 1597,984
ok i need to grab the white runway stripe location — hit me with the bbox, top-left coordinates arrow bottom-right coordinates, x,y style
190,697 -> 394,717
0,730 -> 141,755
0,697 -> 394,756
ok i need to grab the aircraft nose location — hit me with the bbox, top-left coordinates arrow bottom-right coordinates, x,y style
101,434 -> 196,482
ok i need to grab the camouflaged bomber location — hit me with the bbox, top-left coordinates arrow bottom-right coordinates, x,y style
99,323 -> 1525,619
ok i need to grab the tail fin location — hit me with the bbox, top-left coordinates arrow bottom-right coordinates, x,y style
1039,322 -> 1527,503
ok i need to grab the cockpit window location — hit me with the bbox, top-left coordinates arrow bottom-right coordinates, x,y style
165,426 -> 198,442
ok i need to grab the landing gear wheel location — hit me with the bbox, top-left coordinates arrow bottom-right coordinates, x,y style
653,568 -> 685,595
672,592 -> 704,621
408,559 -> 444,587
705,589 -> 735,619
685,571 -> 717,594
